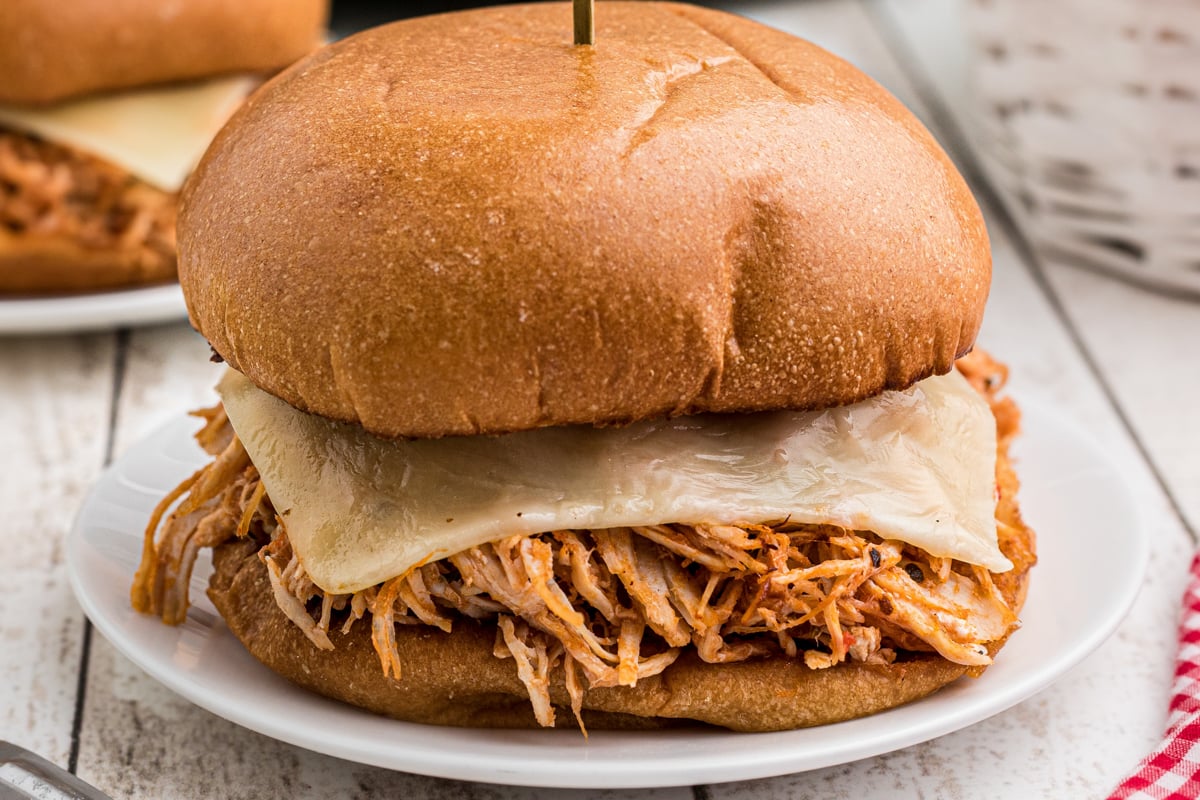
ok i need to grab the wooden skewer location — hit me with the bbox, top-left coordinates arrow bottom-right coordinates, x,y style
574,0 -> 594,46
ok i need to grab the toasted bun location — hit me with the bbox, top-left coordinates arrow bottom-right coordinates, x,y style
179,2 -> 991,440
0,229 -> 175,294
208,490 -> 1032,731
0,0 -> 328,105
208,539 -> 971,730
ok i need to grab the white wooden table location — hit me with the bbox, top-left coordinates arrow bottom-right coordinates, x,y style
3,0 -> 1198,797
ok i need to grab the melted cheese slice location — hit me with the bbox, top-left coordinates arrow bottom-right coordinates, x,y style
0,75 -> 255,191
219,369 -> 1010,595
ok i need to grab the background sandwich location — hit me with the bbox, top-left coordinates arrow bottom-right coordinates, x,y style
0,0 -> 328,294
133,1 -> 1036,731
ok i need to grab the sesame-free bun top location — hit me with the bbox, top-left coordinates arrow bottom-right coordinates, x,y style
180,1 -> 991,440
0,0 -> 329,105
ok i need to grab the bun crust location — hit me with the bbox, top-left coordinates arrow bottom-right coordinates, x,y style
208,539 -> 977,731
0,227 -> 176,294
0,0 -> 328,105
180,2 -> 991,439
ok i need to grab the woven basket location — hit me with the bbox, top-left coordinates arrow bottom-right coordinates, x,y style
966,0 -> 1200,297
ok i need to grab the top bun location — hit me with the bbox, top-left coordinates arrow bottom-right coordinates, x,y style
180,1 -> 990,440
0,0 -> 329,105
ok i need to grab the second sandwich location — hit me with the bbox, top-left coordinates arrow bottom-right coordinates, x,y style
0,0 -> 328,294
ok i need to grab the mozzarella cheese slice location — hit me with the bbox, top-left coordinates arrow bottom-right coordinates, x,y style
0,75 -> 256,192
218,368 -> 1009,595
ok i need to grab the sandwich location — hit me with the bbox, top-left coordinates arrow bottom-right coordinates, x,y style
131,1 -> 1036,732
0,0 -> 328,294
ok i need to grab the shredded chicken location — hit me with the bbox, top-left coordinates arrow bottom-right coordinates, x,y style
132,353 -> 1033,728
264,549 -> 333,651
0,127 -> 175,261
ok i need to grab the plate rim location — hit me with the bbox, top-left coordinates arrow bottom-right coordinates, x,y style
0,282 -> 186,334
66,396 -> 1150,788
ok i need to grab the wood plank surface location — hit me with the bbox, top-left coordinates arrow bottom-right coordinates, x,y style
0,333 -> 114,766
3,1 -> 1193,798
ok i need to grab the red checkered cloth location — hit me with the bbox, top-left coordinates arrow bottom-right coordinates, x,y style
1108,553 -> 1200,800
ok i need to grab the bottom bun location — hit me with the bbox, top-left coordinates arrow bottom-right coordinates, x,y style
0,128 -> 176,295
209,538 -> 1008,731
0,232 -> 176,294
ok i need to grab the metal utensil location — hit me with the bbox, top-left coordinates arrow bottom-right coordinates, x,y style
0,741 -> 113,800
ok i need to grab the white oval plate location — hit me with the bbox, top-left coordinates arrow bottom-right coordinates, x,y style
67,399 -> 1146,788
0,283 -> 186,334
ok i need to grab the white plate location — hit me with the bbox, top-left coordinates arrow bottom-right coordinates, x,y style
66,399 -> 1147,788
0,283 -> 186,334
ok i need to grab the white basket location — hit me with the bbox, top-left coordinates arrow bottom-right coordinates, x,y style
966,0 -> 1200,297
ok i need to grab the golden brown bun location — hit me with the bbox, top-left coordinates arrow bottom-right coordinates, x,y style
180,2 -> 991,439
0,0 -> 329,105
208,539 -> 973,731
0,227 -> 176,294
